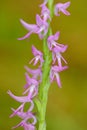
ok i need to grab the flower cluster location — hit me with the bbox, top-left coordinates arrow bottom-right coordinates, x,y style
7,46 -> 42,129
8,1 -> 70,130
48,31 -> 68,87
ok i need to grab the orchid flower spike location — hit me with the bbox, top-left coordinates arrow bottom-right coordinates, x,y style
54,1 -> 71,16
8,0 -> 71,129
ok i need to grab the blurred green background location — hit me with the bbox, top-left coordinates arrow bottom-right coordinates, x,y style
0,0 -> 87,130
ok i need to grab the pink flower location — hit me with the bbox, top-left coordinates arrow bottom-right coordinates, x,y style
50,65 -> 68,87
18,14 -> 48,40
54,1 -> 71,16
7,91 -> 34,118
25,72 -> 39,86
11,108 -> 37,125
12,121 -> 35,130
29,45 -> 44,67
40,4 -> 51,21
47,32 -> 67,51
52,46 -> 68,66
47,32 -> 60,50
11,108 -> 37,126
24,66 -> 42,82
23,73 -> 38,98
10,102 -> 34,118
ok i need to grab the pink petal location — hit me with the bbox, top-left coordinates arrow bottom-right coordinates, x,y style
22,122 -> 35,130
63,1 -> 71,9
32,45 -> 42,56
24,66 -> 41,75
55,73 -> 62,88
60,9 -> 70,16
12,122 -> 22,129
7,90 -> 31,102
54,1 -> 71,16
54,31 -> 60,41
10,101 -> 34,118
25,73 -> 32,86
20,19 -> 37,31
36,14 -> 43,26
18,32 -> 32,40
10,103 -> 25,118
25,73 -> 38,86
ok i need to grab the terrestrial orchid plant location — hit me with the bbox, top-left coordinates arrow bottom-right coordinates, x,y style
8,0 -> 71,130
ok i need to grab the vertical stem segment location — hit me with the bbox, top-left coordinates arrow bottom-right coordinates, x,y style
38,35 -> 52,130
38,1 -> 53,130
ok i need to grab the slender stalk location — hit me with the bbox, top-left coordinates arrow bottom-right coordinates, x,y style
38,34 -> 52,130
38,1 -> 53,130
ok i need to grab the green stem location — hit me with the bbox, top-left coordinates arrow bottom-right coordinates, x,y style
38,35 -> 52,130
38,1 -> 54,130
